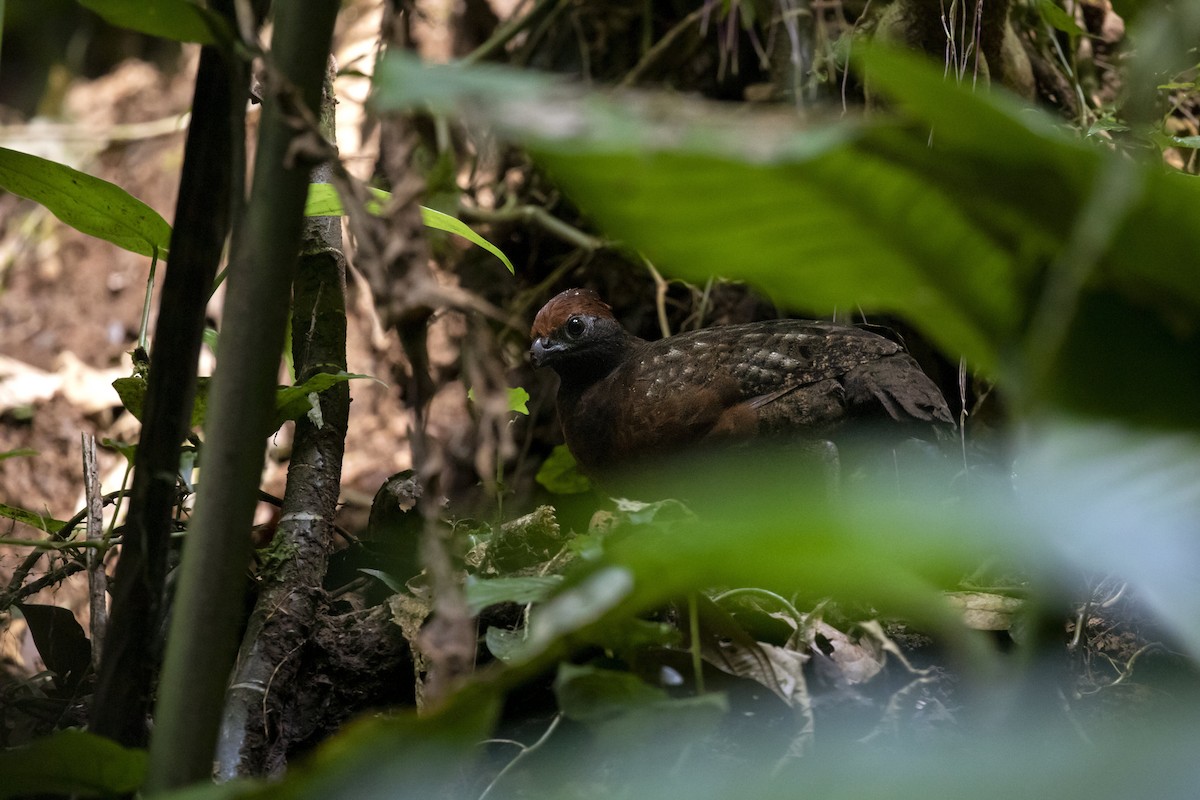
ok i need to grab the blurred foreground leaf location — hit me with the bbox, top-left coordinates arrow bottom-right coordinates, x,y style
0,730 -> 146,799
77,0 -> 230,45
372,50 -> 1200,426
156,688 -> 499,800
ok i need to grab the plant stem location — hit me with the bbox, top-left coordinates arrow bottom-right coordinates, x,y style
90,0 -> 248,750
145,0 -> 341,789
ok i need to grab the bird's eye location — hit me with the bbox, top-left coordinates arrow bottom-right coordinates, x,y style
565,316 -> 587,339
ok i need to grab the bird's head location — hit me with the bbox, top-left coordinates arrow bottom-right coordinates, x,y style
529,288 -> 634,374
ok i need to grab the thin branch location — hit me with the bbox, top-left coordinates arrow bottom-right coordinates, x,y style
458,202 -> 607,253
146,0 -> 341,787
464,0 -> 559,64
620,8 -> 707,87
478,714 -> 562,800
0,490 -> 128,611
82,434 -> 108,672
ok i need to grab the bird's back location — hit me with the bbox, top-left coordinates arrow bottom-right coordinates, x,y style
622,319 -> 906,405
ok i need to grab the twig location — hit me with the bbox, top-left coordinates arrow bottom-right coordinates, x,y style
478,714 -> 563,800
0,537 -> 111,550
458,203 -> 606,252
464,0 -> 548,63
1077,642 -> 1162,696
620,8 -> 707,87
644,259 -> 672,338
83,434 -> 108,671
1,489 -> 129,610
688,593 -> 706,694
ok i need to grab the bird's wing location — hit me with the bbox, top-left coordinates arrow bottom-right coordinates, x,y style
842,355 -> 955,426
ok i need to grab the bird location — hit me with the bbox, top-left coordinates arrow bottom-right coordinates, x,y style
529,288 -> 954,477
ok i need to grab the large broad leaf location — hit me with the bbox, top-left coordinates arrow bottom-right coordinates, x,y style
77,0 -> 231,45
513,418 -> 1200,663
856,45 -> 1200,319
0,146 -> 171,258
153,418 -> 1200,799
156,686 -> 500,800
371,53 -> 1017,372
0,729 -> 146,799
372,51 -> 1200,424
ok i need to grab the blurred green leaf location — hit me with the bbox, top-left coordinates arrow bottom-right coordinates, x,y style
535,444 -> 592,494
116,371 -> 372,434
0,146 -> 171,258
372,53 -> 1013,370
466,575 -> 564,615
1012,419 -> 1200,657
554,662 -> 672,721
1037,0 -> 1085,38
856,46 -> 1200,324
156,686 -> 500,800
373,49 -> 1200,426
0,448 -> 38,461
0,729 -> 146,799
77,0 -> 230,45
1046,292 -> 1200,429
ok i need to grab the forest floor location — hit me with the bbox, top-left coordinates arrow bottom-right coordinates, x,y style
0,45 -> 422,676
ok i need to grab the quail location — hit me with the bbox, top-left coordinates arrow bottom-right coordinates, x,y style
530,288 -> 954,476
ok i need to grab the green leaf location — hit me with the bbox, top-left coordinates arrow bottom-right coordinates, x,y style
0,729 -> 146,799
370,53 -> 1014,370
1037,0 -> 1085,38
0,146 -> 171,258
113,375 -> 209,429
1046,292 -> 1200,430
372,49 -> 1200,425
0,448 -> 38,461
466,575 -> 564,615
553,663 -> 728,754
508,386 -> 530,414
99,437 -> 138,465
534,444 -> 592,495
553,662 -> 671,722
304,182 -> 389,216
0,502 -> 69,534
273,372 -> 376,431
156,686 -> 500,800
467,386 -> 530,414
304,183 -> 515,273
358,568 -> 406,593
484,626 -> 528,662
116,371 -> 373,434
203,326 -> 220,357
420,206 -> 516,274
77,0 -> 231,45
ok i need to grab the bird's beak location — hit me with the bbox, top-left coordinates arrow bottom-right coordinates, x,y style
530,337 -> 564,368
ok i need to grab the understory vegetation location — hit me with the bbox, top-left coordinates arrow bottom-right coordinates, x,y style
2,0 -> 1200,797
